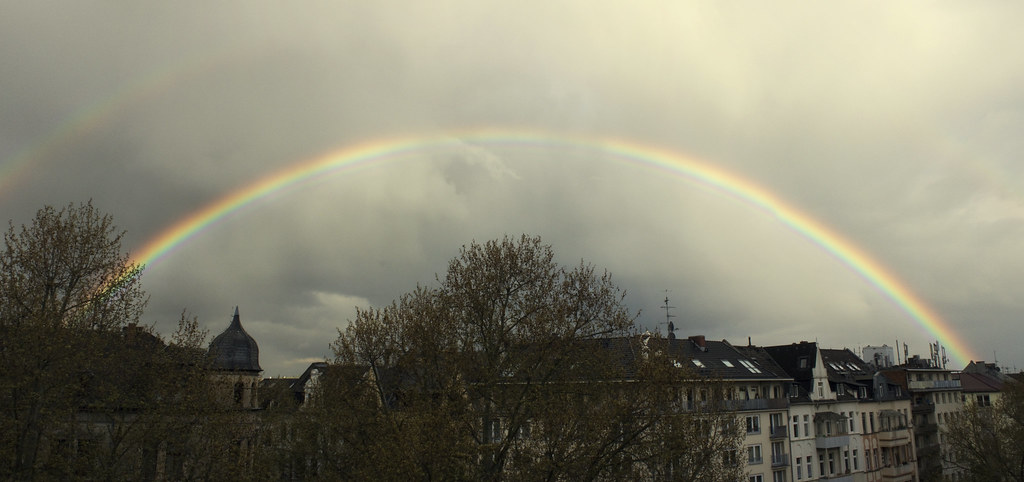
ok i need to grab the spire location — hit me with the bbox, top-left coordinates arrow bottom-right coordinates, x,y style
208,306 -> 261,372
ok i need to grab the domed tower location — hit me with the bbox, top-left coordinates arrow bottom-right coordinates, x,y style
209,307 -> 262,409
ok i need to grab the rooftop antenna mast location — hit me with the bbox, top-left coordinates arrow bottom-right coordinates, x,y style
662,291 -> 677,339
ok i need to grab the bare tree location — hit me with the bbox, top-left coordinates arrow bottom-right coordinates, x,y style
317,235 -> 743,481
946,381 -> 1024,482
0,203 -> 234,480
0,202 -> 148,478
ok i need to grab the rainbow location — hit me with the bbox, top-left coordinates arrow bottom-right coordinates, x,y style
0,45 -> 248,196
124,128 -> 975,366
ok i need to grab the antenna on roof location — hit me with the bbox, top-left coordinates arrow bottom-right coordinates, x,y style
662,291 -> 677,339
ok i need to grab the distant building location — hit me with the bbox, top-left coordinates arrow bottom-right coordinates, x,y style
863,345 -> 896,369
960,360 -> 1012,408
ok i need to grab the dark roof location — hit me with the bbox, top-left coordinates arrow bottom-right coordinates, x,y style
208,307 -> 261,372
655,336 -> 791,380
763,342 -> 819,381
819,348 -> 871,384
959,372 -> 1005,393
732,344 -> 793,379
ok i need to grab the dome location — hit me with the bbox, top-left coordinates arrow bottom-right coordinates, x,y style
208,307 -> 262,372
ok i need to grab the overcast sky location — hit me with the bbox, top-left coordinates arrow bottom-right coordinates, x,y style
3,2 -> 1023,376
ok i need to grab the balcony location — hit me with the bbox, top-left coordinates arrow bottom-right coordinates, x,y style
880,463 -> 915,479
877,428 -> 911,446
917,442 -> 940,460
819,473 -> 855,482
908,379 -> 961,391
771,453 -> 789,468
726,398 -> 790,411
769,425 -> 788,439
912,402 -> 935,414
915,424 -> 937,436
816,434 -> 851,449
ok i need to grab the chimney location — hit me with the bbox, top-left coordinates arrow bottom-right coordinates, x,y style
688,335 -> 707,351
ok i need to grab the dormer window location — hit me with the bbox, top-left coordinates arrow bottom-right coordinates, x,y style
798,357 -> 809,368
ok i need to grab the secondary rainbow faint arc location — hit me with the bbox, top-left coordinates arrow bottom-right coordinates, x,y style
128,129 -> 974,366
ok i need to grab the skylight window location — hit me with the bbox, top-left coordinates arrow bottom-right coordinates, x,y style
722,360 -> 735,368
738,359 -> 762,374
692,359 -> 706,368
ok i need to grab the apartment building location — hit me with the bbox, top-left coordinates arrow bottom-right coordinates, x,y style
765,342 -> 917,482
881,356 -> 963,481
733,344 -> 798,482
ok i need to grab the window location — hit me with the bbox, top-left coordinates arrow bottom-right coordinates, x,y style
770,413 -> 784,434
817,381 -> 824,398
798,356 -> 808,368
803,415 -> 810,437
792,415 -> 799,438
740,359 -> 763,373
849,413 -> 855,432
747,415 -> 761,434
233,382 -> 245,405
749,476 -> 763,482
870,412 -> 875,432
837,384 -> 846,396
517,421 -> 531,439
724,449 -> 738,467
723,360 -> 734,367
748,444 -> 763,464
773,470 -> 786,482
692,359 -> 705,368
806,456 -> 813,478
796,457 -> 802,479
861,413 -> 866,433
489,419 -> 502,443
977,394 -> 991,406
828,451 -> 835,474
771,441 -> 785,464
853,449 -> 858,470
843,450 -> 850,473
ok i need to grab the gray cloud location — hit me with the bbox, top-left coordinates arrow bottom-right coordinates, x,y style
3,2 -> 1024,374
